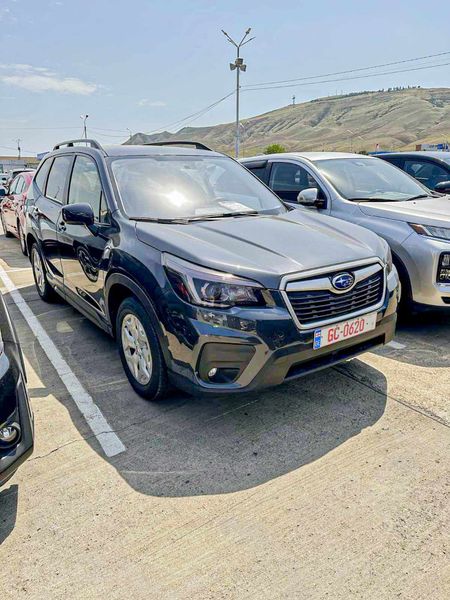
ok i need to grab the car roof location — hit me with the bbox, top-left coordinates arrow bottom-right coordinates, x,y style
241,151 -> 373,162
379,151 -> 450,160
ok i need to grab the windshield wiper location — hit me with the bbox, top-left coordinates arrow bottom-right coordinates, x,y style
405,194 -> 431,201
131,217 -> 191,224
131,211 -> 259,224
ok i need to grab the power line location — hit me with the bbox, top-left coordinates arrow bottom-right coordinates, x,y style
244,50 -> 450,88
142,90 -> 235,135
243,60 -> 450,91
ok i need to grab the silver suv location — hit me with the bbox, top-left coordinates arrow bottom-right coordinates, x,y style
242,152 -> 450,310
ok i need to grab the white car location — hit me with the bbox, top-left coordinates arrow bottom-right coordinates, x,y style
241,152 -> 450,310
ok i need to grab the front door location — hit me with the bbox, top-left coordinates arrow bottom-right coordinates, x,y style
35,155 -> 73,288
268,161 -> 328,209
58,154 -> 111,321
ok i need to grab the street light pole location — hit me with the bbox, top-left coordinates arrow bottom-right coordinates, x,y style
80,114 -> 89,139
221,28 -> 255,159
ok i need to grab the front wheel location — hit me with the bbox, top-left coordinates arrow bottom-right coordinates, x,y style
116,297 -> 168,400
31,243 -> 57,302
18,223 -> 27,255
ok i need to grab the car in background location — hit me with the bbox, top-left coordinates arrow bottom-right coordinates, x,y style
0,170 -> 36,254
0,291 -> 34,487
24,139 -> 397,400
378,151 -> 450,195
241,152 -> 450,311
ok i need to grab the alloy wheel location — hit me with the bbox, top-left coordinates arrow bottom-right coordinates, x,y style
32,247 -> 46,295
121,313 -> 153,385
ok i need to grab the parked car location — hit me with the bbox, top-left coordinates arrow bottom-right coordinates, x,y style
242,152 -> 450,311
378,151 -> 450,194
0,291 -> 34,487
0,170 -> 35,254
24,139 -> 398,400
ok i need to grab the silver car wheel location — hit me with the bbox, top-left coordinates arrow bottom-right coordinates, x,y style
32,247 -> 45,294
121,313 -> 153,385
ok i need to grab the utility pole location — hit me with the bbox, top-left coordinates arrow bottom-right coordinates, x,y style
16,138 -> 21,159
221,28 -> 255,159
80,114 -> 89,139
292,95 -> 296,107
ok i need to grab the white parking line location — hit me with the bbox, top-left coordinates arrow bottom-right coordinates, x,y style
0,264 -> 126,458
386,340 -> 406,350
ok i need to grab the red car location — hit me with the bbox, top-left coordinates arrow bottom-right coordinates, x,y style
0,170 -> 35,255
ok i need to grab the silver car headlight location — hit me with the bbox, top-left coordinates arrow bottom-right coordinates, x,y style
409,223 -> 450,241
163,254 -> 266,308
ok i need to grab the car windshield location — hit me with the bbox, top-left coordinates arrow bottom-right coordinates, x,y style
314,157 -> 433,202
110,155 -> 286,220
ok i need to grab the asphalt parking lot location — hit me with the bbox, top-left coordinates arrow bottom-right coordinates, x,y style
0,230 -> 449,599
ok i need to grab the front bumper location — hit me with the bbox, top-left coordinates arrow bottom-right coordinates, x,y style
165,268 -> 399,396
402,234 -> 450,307
0,361 -> 34,487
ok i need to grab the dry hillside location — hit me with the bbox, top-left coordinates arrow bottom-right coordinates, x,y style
127,87 -> 450,155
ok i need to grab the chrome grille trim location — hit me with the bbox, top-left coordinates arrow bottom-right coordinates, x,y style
280,258 -> 387,330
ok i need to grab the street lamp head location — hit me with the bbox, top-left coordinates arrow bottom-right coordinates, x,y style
236,57 -> 244,66
229,63 -> 237,71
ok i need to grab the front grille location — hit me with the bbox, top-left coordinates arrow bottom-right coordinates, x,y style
286,267 -> 384,326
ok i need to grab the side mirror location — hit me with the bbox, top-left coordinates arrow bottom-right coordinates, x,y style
434,181 -> 450,195
297,187 -> 319,206
62,203 -> 94,227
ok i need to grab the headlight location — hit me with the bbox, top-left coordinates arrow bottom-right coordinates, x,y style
380,240 -> 393,272
163,254 -> 266,308
409,223 -> 450,241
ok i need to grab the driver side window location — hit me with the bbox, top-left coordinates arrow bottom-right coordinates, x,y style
269,162 -> 323,203
68,155 -> 108,223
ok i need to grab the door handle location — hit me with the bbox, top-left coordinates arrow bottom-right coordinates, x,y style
32,206 -> 42,217
58,222 -> 66,232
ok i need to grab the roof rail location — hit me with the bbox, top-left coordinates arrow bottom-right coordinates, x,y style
143,141 -> 212,151
53,139 -> 105,152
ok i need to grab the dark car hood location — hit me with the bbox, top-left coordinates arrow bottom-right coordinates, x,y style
135,209 -> 385,288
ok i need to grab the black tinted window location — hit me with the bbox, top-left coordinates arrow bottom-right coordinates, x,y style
34,158 -> 52,193
270,162 -> 319,192
68,155 -> 104,221
404,160 -> 450,190
248,166 -> 268,183
46,156 -> 72,202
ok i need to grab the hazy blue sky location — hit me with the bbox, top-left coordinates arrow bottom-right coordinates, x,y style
1,0 -> 449,154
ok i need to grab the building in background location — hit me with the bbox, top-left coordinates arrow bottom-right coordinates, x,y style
0,155 -> 40,176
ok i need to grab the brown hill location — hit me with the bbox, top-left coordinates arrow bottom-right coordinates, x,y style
127,87 -> 450,155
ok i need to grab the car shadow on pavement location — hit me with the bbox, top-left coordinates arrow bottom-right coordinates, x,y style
0,484 -> 18,544
0,234 -> 28,269
376,310 -> 450,368
108,359 -> 387,497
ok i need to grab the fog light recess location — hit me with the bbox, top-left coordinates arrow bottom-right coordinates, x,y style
0,423 -> 20,445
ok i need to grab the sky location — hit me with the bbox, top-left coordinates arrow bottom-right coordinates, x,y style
1,0 -> 450,155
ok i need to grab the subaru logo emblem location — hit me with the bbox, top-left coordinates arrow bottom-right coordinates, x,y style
331,272 -> 355,291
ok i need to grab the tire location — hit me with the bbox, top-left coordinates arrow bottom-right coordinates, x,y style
393,257 -> 414,318
1,212 -> 13,238
116,296 -> 168,400
18,222 -> 27,256
30,243 -> 57,302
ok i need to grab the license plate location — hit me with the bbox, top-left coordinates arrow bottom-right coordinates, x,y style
313,312 -> 377,350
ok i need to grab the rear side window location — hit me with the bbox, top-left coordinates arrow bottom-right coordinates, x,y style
8,177 -> 20,194
15,177 -> 25,194
45,155 -> 72,202
34,158 -> 53,193
68,155 -> 105,222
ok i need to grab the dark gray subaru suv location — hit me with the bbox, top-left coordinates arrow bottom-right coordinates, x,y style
25,140 -> 399,400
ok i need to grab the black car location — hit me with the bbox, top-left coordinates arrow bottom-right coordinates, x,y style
0,291 -> 33,487
24,139 -> 397,401
378,151 -> 450,194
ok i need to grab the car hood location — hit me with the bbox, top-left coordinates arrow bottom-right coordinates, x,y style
357,196 -> 450,226
135,209 -> 385,288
